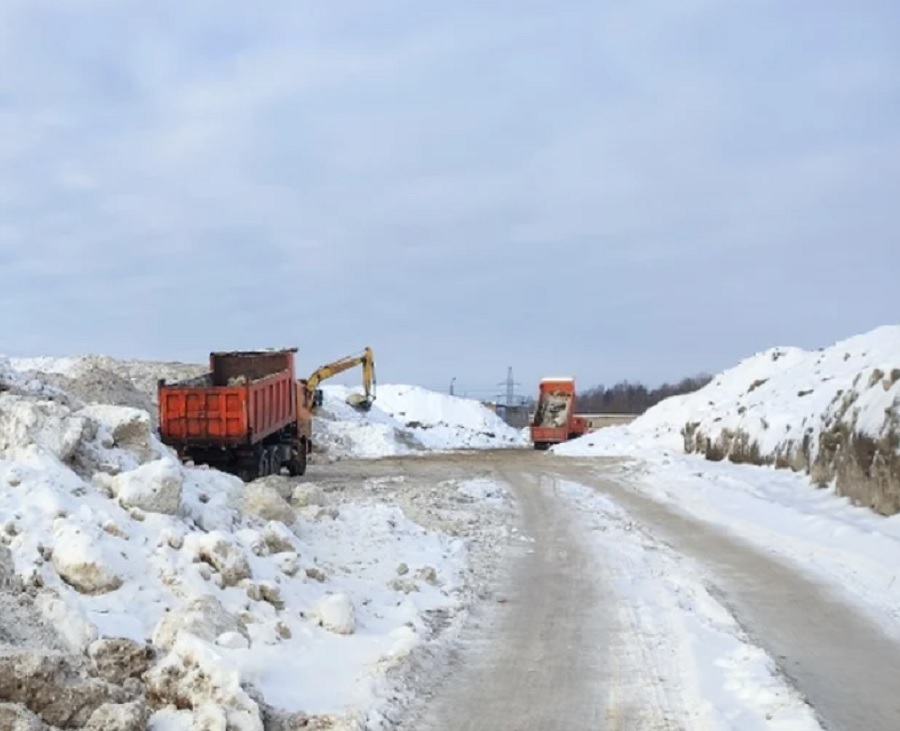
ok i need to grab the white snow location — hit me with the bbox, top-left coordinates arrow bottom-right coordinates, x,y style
316,384 -> 527,458
110,457 -> 184,515
9,354 -> 205,402
8,356 -> 85,378
311,593 -> 357,635
556,324 -> 900,465
50,519 -> 127,595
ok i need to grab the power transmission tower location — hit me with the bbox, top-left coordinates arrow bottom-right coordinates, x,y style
498,366 -> 521,407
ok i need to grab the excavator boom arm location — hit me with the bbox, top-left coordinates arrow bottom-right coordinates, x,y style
305,347 -> 376,410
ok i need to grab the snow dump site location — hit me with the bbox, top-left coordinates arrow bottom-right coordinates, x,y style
3,327 -> 900,731
554,325 -> 900,641
0,354 -> 524,730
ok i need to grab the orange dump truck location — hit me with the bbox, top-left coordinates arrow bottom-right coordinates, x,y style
158,349 -> 313,481
529,377 -> 587,450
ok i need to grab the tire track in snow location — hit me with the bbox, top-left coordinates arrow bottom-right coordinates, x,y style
551,473 -> 821,731
567,461 -> 900,731
541,476 -> 690,731
400,467 -> 611,730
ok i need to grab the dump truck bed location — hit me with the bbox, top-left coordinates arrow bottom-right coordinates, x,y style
530,377 -> 586,448
158,350 -> 298,448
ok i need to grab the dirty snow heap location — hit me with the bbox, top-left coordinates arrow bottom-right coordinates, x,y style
0,357 -> 493,728
554,325 -> 900,515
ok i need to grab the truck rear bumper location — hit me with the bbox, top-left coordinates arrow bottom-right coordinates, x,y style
530,427 -> 568,445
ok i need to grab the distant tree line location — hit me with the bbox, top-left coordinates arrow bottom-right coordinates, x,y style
578,374 -> 713,414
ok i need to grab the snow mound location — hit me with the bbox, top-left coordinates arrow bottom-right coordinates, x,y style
316,384 -> 527,458
10,355 -> 205,406
377,385 -> 527,449
8,355 -> 206,428
556,325 -> 900,514
0,371 -> 469,726
314,388 -> 418,459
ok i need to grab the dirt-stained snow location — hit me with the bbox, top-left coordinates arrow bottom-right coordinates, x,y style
0,356 -> 517,728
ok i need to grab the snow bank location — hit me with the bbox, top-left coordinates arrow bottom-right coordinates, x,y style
605,453 -> 900,641
556,325 -> 900,514
0,374 -> 469,726
316,384 -> 527,458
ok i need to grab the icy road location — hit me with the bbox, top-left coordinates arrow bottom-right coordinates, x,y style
311,451 -> 900,731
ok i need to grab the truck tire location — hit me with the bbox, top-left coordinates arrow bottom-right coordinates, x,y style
288,442 -> 307,477
257,448 -> 272,479
269,445 -> 284,477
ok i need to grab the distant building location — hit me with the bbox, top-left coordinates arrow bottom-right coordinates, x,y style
578,413 -> 639,430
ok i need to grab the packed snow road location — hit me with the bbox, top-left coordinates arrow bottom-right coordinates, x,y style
313,451 -> 900,731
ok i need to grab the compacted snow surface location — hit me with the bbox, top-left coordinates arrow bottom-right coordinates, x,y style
558,480 -> 822,730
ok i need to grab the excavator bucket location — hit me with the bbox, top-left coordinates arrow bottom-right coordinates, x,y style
345,392 -> 373,411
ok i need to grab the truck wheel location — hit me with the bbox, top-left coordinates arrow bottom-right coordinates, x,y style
257,449 -> 271,478
288,442 -> 307,477
267,446 -> 284,476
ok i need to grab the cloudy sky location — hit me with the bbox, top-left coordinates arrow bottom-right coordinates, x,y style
1,1 -> 898,396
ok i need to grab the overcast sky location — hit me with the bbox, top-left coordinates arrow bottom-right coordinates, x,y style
1,1 -> 898,397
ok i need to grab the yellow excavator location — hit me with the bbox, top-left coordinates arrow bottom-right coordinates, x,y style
304,347 -> 376,412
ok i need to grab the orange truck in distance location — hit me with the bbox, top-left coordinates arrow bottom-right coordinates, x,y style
529,377 -> 587,450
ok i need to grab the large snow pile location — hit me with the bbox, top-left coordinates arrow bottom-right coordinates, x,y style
0,359 -> 471,728
313,387 -> 421,459
555,325 -> 900,514
10,355 -> 206,402
9,355 -> 206,427
316,385 -> 527,458
8,356 -> 527,459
